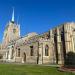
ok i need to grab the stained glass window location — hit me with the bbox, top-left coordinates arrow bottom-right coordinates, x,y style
45,45 -> 49,56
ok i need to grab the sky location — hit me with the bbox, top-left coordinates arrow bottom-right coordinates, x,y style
0,0 -> 75,42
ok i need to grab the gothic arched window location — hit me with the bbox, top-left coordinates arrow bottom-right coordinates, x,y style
30,46 -> 34,56
45,45 -> 49,56
18,48 -> 20,57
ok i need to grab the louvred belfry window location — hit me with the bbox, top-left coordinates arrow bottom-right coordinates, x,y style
13,28 -> 16,33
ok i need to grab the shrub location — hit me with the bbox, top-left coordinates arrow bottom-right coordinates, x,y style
64,51 -> 75,68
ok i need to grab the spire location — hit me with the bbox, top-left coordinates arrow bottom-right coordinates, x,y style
12,7 -> 14,22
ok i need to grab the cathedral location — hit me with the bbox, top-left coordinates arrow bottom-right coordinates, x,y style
0,9 -> 75,65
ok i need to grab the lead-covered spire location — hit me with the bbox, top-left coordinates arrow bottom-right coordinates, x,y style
12,8 -> 14,22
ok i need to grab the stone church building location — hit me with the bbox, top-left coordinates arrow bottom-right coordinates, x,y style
0,10 -> 75,65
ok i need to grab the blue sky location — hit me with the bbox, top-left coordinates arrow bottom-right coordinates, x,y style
0,0 -> 75,42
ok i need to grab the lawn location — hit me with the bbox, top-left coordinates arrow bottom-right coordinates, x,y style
0,64 -> 74,75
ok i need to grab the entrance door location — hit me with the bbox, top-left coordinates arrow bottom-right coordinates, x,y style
23,52 -> 26,63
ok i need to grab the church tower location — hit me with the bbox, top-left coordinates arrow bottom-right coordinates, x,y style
2,9 -> 20,48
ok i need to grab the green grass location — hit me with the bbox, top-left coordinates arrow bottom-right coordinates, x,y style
0,64 -> 74,75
